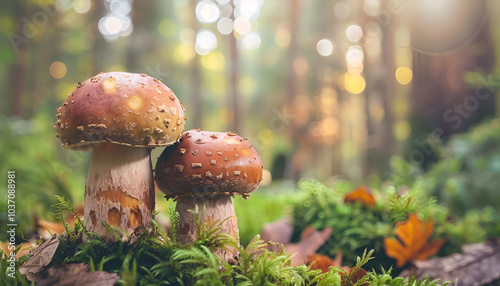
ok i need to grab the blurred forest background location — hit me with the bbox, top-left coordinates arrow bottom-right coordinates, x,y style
1,0 -> 500,233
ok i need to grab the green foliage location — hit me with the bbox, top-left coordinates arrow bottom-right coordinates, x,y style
421,119 -> 500,216
290,178 -> 450,271
0,245 -> 31,286
387,119 -> 500,251
4,196 -> 450,285
234,191 -> 293,246
368,269 -> 450,286
0,113 -> 88,240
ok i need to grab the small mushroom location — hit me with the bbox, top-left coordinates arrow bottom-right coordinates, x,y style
54,72 -> 185,242
155,130 -> 263,261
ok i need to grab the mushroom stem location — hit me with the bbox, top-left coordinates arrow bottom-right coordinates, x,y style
176,196 -> 238,261
84,143 -> 154,242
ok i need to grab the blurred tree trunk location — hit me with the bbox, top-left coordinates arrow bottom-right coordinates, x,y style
10,2 -> 27,117
229,1 -> 240,133
127,0 -> 157,72
189,0 -> 202,129
90,1 -> 105,76
408,17 -> 495,169
285,0 -> 299,181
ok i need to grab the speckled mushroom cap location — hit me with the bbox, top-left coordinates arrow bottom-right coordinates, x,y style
155,130 -> 263,199
54,72 -> 186,150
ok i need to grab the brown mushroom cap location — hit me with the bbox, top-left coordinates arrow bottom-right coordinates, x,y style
54,72 -> 186,150
155,130 -> 263,199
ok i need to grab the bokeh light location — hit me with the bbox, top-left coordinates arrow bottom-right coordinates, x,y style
217,17 -> 234,35
201,51 -> 225,70
196,0 -> 220,24
49,61 -> 67,79
393,121 -> 412,141
395,66 -> 413,85
73,0 -> 91,14
234,17 -> 252,35
275,29 -> 291,47
240,32 -> 261,50
408,0 -> 486,53
158,19 -> 175,38
346,45 -> 364,67
363,0 -> 382,17
98,0 -> 133,42
195,29 -> 218,55
334,2 -> 350,19
219,3 -> 233,18
316,39 -> 335,57
235,0 -> 263,20
346,24 -> 363,42
343,73 -> 366,94
103,16 -> 122,34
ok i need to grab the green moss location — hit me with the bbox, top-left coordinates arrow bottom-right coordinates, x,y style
3,196 -> 452,285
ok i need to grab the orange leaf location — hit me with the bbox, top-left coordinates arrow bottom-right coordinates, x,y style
344,185 -> 376,206
307,253 -> 337,273
384,214 -> 445,267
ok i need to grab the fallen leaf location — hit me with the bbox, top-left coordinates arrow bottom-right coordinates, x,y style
384,213 -> 445,267
0,241 -> 37,259
37,203 -> 83,240
401,238 -> 500,286
38,219 -> 67,239
260,217 -> 294,246
284,226 -> 333,266
344,185 -> 376,206
19,234 -> 60,282
36,263 -> 119,286
308,253 -> 337,273
308,250 -> 348,273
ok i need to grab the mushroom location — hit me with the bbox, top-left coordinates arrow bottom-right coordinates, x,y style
155,130 -> 262,260
54,72 -> 185,241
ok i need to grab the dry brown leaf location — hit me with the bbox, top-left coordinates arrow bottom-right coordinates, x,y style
284,226 -> 333,266
344,185 -> 376,206
260,217 -> 294,246
384,213 -> 445,267
19,234 -> 60,282
401,238 -> 500,286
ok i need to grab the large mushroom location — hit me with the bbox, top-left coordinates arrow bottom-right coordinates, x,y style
155,130 -> 262,260
54,72 -> 185,241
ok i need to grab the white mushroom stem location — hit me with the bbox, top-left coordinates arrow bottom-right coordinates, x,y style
84,143 -> 154,242
176,196 -> 239,261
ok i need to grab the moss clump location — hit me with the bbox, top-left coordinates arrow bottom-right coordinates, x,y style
2,196 -> 451,285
